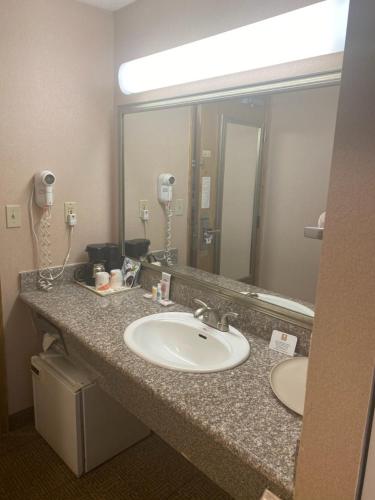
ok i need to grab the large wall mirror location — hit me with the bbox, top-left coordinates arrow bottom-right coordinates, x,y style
119,74 -> 341,325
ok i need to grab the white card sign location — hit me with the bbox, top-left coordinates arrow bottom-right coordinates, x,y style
269,330 -> 297,356
201,176 -> 211,209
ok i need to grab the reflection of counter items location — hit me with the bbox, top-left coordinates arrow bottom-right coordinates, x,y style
121,83 -> 339,310
110,269 -> 123,290
122,257 -> 141,288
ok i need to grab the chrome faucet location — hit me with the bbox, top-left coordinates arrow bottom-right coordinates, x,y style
193,298 -> 239,332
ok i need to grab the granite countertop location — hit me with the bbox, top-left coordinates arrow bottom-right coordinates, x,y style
20,283 -> 302,498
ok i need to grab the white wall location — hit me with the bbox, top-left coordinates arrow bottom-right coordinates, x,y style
257,86 -> 340,302
123,107 -> 191,264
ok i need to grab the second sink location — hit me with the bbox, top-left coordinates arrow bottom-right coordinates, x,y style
124,312 -> 250,373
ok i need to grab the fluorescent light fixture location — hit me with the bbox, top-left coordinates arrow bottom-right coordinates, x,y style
118,0 -> 349,95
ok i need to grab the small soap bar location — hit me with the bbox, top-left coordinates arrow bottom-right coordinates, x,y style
143,293 -> 153,299
269,330 -> 297,356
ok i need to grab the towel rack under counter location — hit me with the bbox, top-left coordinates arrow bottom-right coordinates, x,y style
304,226 -> 324,240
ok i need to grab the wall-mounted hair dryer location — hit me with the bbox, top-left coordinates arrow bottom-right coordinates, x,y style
34,170 -> 56,208
30,169 -> 74,291
158,173 -> 175,204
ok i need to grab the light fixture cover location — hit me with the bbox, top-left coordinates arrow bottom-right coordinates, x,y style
118,0 -> 349,95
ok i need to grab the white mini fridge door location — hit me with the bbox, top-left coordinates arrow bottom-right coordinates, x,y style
32,353 -> 150,477
31,355 -> 84,476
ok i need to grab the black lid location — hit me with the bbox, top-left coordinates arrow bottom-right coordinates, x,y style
124,239 -> 151,246
86,243 -> 119,252
124,239 -> 151,258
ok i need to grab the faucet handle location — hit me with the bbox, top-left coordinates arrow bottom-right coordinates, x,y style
193,298 -> 210,309
193,298 -> 211,318
218,312 -> 239,332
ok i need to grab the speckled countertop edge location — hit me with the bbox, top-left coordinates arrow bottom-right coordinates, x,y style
20,283 -> 302,495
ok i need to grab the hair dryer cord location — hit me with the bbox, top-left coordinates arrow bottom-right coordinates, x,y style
164,202 -> 173,267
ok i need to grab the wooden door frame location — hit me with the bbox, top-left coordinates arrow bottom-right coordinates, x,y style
0,281 -> 9,434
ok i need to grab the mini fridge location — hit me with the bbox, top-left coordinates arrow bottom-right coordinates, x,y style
31,352 -> 150,476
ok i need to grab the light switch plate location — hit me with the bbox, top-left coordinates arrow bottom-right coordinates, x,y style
6,205 -> 21,228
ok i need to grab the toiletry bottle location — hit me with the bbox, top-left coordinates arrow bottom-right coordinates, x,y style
152,286 -> 157,302
157,282 -> 162,302
161,272 -> 171,301
161,280 -> 167,300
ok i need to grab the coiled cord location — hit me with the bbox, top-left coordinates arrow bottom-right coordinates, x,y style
164,202 -> 173,267
29,186 -> 73,291
39,208 -> 53,268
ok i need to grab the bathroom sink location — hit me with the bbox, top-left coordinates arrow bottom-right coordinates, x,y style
124,312 -> 250,373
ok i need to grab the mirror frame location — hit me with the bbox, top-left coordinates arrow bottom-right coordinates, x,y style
118,70 -> 341,328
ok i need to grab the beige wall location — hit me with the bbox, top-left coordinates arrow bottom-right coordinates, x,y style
114,0 -> 342,106
123,107 -> 191,264
295,0 -> 375,497
0,0 -> 115,414
257,86 -> 340,303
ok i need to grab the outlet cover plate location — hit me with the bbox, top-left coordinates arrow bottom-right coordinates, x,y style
64,202 -> 77,222
139,200 -> 148,218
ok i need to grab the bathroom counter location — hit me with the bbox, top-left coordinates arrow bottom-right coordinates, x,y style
21,283 -> 301,499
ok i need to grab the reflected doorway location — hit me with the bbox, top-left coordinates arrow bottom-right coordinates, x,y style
191,99 -> 264,285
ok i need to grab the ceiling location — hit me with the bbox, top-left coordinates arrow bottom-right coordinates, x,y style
77,0 -> 136,11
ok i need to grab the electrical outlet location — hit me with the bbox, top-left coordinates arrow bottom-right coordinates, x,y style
174,199 -> 184,216
139,200 -> 148,218
6,205 -> 21,228
64,202 -> 77,222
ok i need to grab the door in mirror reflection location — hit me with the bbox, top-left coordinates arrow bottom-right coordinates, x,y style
193,97 -> 265,276
218,120 -> 261,282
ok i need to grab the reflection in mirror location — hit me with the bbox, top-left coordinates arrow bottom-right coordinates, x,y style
244,292 -> 315,318
122,84 -> 340,314
123,106 -> 192,264
194,98 -> 265,284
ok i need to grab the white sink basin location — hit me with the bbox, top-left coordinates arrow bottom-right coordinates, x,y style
124,312 -> 250,373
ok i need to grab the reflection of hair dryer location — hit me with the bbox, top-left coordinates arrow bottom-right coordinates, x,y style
157,174 -> 175,266
158,173 -> 175,203
34,170 -> 56,207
